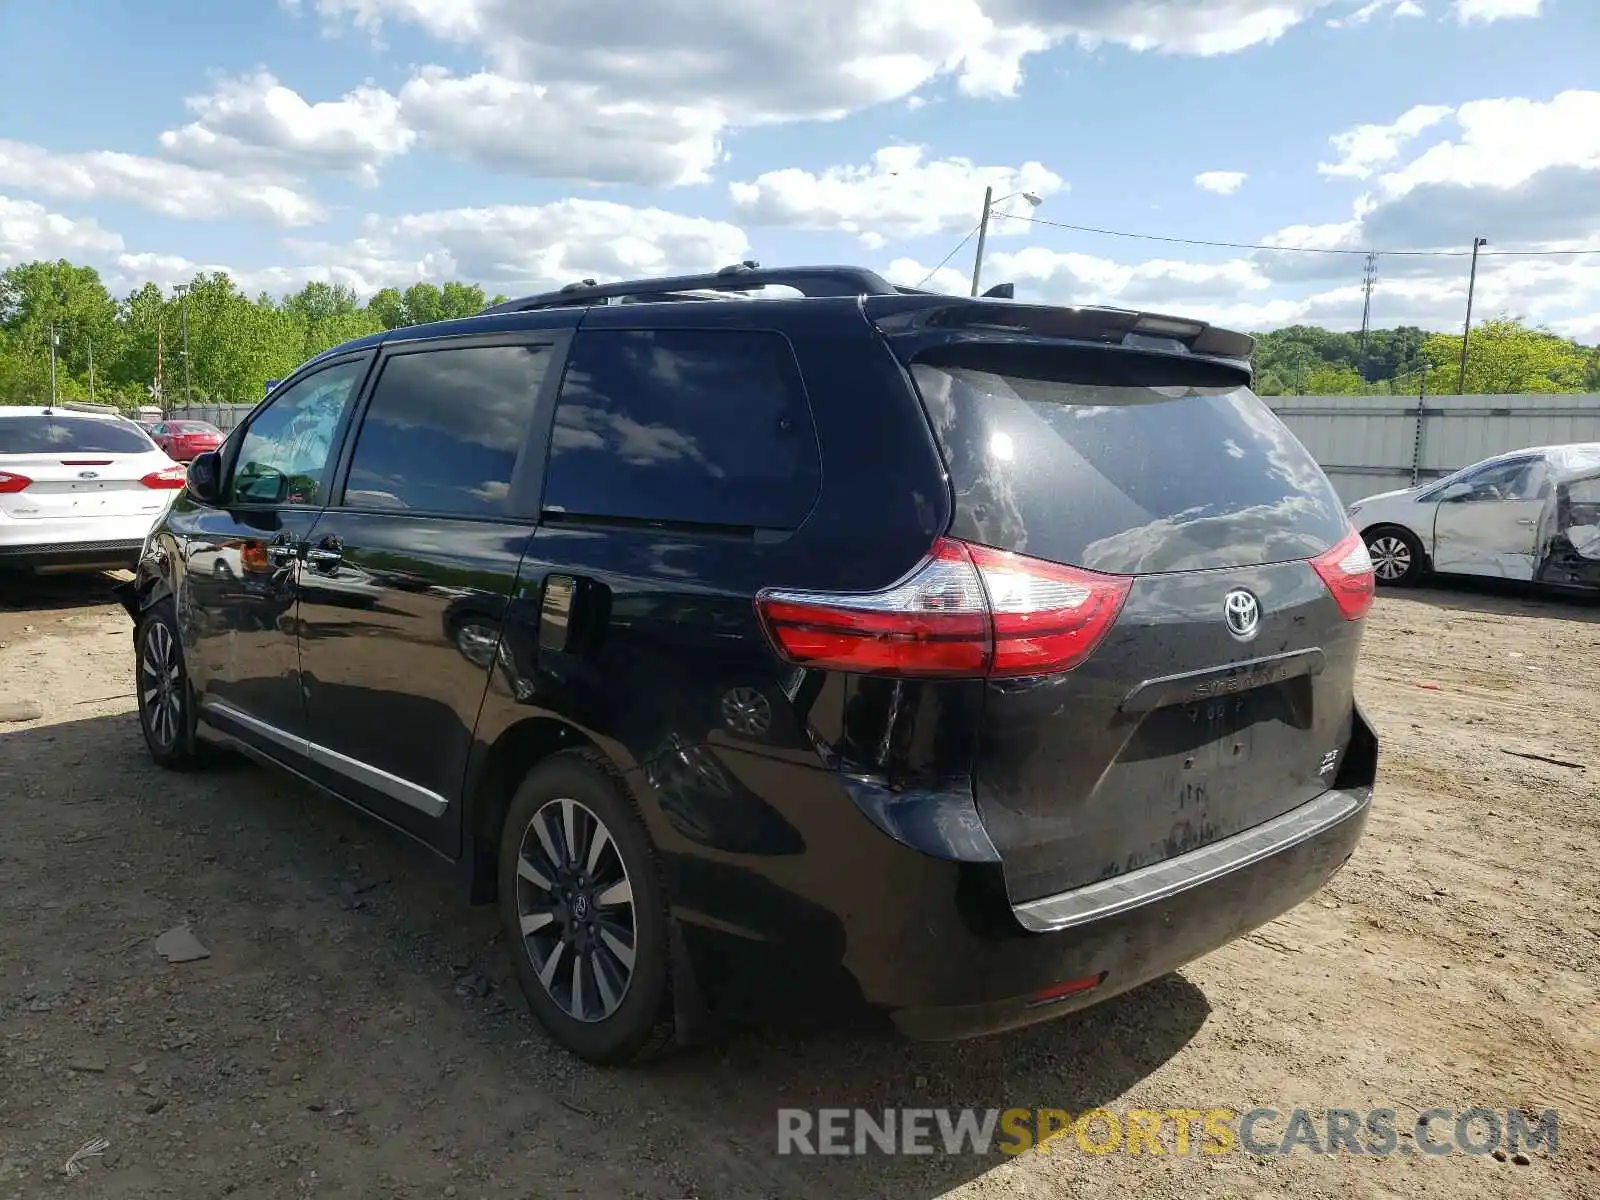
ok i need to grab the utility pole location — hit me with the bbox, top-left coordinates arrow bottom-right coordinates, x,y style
87,334 -> 95,403
176,284 -> 193,409
48,325 -> 59,406
156,321 -> 165,414
970,186 -> 994,297
1457,236 -> 1488,393
1358,251 -> 1377,382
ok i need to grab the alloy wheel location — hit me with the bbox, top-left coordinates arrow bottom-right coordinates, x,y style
140,620 -> 184,751
513,798 -> 637,1023
1368,535 -> 1412,582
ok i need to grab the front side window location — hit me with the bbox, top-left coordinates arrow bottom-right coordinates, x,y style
1452,459 -> 1544,502
542,328 -> 822,530
342,343 -> 551,517
228,360 -> 366,506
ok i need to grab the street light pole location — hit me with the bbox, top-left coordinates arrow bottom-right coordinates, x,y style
48,325 -> 58,406
970,187 -> 1044,297
970,186 -> 994,297
1457,236 -> 1488,393
87,334 -> 95,403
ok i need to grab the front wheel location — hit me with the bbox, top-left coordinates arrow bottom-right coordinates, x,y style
135,600 -> 203,769
498,752 -> 675,1064
1364,526 -> 1427,587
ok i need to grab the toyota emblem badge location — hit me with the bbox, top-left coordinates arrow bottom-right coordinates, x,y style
1223,588 -> 1261,641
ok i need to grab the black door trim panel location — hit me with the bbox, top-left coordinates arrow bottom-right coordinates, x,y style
201,699 -> 451,818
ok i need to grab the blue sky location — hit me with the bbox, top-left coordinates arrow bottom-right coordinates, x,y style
2,0 -> 1597,339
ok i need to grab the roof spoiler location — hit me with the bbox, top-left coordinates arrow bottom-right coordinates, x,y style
863,294 -> 1255,367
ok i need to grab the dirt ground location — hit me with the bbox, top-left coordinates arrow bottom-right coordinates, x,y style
1,572 -> 1596,1200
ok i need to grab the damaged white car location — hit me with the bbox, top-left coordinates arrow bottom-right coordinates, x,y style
1347,443 -> 1600,590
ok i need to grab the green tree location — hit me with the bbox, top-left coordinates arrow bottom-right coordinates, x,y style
1422,319 -> 1591,394
0,260 -> 120,403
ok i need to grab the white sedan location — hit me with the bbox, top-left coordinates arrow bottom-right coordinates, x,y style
1347,442 -> 1600,590
0,406 -> 189,575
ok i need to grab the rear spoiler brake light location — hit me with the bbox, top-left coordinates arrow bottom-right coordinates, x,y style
863,295 -> 1255,366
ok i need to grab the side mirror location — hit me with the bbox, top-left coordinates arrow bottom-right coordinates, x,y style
186,452 -> 222,505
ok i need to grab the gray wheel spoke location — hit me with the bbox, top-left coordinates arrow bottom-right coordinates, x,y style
532,810 -> 563,869
516,855 -> 553,890
560,799 -> 578,868
585,824 -> 610,876
538,940 -> 566,989
571,954 -> 586,1019
519,909 -> 556,936
593,953 -> 620,1016
600,927 -> 634,971
597,879 -> 632,909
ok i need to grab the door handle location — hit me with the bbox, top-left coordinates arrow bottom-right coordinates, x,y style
1516,518 -> 1537,526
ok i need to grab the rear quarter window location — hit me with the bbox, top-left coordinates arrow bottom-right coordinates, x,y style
542,328 -> 822,530
909,348 -> 1349,574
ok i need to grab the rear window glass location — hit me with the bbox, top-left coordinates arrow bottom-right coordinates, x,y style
909,350 -> 1348,574
172,422 -> 219,434
0,415 -> 154,455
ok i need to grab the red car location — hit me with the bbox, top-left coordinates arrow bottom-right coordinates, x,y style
150,420 -> 223,462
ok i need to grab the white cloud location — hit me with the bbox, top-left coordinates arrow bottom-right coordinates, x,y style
728,146 -> 1064,244
1452,0 -> 1541,23
1317,103 -> 1454,179
0,195 -> 124,269
1327,0 -> 1426,27
0,140 -> 324,227
305,0 -> 1343,126
1195,170 -> 1248,195
397,69 -> 725,186
158,70 -> 415,186
371,199 -> 751,294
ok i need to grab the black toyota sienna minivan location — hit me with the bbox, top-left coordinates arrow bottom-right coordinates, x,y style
116,265 -> 1378,1064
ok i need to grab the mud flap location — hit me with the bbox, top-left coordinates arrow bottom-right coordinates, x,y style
669,916 -> 716,1048
111,579 -> 140,621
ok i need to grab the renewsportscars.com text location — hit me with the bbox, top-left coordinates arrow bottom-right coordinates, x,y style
776,1106 -> 1560,1158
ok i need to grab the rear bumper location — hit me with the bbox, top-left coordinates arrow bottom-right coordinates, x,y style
891,783 -> 1370,1041
0,513 -> 159,572
0,537 -> 144,572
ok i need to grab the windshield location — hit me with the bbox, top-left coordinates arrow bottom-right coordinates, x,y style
0,415 -> 155,455
909,352 -> 1349,574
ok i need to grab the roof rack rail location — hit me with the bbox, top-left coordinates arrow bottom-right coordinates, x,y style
480,263 -> 902,314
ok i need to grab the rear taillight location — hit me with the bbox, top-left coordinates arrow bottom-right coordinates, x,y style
141,465 -> 188,489
755,537 -> 1131,679
0,471 -> 32,494
1310,529 -> 1375,621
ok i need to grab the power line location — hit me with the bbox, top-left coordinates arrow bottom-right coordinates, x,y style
915,224 -> 982,288
989,211 -> 1600,258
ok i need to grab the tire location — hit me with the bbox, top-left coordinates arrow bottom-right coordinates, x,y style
135,599 -> 203,769
498,751 -> 675,1065
1364,525 -> 1427,587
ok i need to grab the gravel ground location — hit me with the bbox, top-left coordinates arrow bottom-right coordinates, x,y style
1,572 -> 1596,1199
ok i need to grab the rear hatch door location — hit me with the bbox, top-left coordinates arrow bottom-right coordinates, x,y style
875,305 -> 1366,905
0,415 -> 173,520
